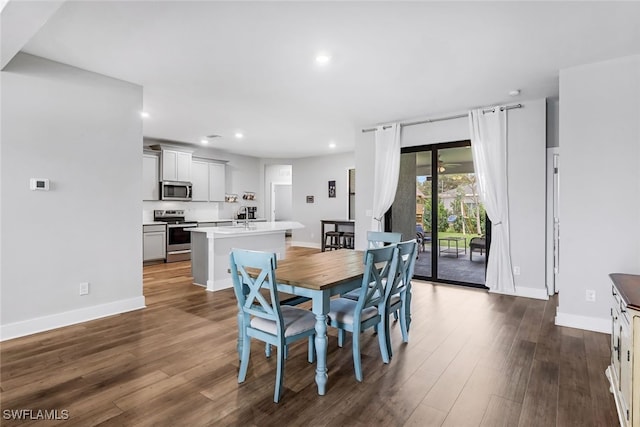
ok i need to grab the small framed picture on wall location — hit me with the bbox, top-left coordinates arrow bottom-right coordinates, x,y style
328,180 -> 336,198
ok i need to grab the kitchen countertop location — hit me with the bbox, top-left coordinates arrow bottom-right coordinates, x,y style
194,218 -> 267,224
190,221 -> 304,237
143,221 -> 167,226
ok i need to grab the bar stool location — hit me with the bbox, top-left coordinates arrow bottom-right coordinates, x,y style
342,232 -> 355,249
324,231 -> 342,250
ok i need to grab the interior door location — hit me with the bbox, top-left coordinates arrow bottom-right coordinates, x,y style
273,184 -> 293,221
546,148 -> 560,295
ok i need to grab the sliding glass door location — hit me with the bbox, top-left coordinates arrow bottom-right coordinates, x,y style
393,141 -> 487,287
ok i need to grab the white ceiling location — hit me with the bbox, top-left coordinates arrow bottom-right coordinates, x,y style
9,1 -> 640,158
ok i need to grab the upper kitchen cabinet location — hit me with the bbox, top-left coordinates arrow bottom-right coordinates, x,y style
142,152 -> 160,200
161,149 -> 192,182
208,162 -> 225,201
192,158 -> 226,202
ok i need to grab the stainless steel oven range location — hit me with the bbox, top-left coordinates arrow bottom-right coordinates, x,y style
153,210 -> 197,263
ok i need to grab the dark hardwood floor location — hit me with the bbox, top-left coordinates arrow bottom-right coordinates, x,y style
0,250 -> 618,426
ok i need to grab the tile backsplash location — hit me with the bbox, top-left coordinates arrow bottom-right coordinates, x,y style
143,201 -> 227,222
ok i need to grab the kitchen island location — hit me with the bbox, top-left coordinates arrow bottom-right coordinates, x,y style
190,221 -> 304,292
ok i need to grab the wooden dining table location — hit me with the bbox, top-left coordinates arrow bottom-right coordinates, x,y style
239,249 -> 365,396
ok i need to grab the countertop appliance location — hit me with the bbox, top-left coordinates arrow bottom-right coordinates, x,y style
237,206 -> 257,220
160,181 -> 192,201
153,209 -> 197,262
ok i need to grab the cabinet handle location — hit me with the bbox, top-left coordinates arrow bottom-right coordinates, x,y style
612,286 -> 617,296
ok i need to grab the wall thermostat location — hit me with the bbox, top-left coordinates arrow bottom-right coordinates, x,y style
30,178 -> 50,191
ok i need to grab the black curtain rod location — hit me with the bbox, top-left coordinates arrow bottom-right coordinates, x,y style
361,103 -> 523,133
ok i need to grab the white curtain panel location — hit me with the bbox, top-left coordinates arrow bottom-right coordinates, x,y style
371,123 -> 401,231
468,108 -> 515,293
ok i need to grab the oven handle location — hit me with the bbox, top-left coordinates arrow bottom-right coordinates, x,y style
167,249 -> 191,255
167,223 -> 198,228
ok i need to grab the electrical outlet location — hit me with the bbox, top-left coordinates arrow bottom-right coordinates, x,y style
513,266 -> 521,275
585,289 -> 596,302
79,282 -> 89,296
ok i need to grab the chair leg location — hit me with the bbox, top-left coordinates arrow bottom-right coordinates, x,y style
406,287 -> 412,332
237,311 -> 243,359
238,333 -> 251,383
338,329 -> 345,347
274,345 -> 285,403
379,317 -> 391,363
308,335 -> 316,363
399,300 -> 409,344
352,331 -> 363,382
393,309 -> 399,321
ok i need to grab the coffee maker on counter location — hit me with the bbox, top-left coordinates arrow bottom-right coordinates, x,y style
237,206 -> 257,220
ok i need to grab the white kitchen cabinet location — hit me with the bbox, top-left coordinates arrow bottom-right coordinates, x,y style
191,160 -> 210,201
142,153 -> 160,201
208,162 -> 226,202
190,159 -> 226,202
607,273 -> 640,427
143,224 -> 166,262
161,149 -> 192,182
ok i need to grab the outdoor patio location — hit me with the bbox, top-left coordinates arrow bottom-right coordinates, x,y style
413,246 -> 486,286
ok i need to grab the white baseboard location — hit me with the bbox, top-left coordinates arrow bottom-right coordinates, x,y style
205,277 -> 233,292
555,311 -> 611,334
0,296 -> 146,341
489,286 -> 549,301
289,241 -> 320,249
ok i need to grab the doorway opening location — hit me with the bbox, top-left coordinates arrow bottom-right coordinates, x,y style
393,141 -> 488,288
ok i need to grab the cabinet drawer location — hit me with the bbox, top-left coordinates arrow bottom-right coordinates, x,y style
144,224 -> 166,233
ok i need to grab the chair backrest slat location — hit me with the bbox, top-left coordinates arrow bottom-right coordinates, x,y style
367,231 -> 402,249
388,240 -> 418,299
354,246 -> 399,316
230,249 -> 284,332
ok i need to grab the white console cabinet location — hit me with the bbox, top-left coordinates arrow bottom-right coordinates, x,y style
607,273 -> 639,427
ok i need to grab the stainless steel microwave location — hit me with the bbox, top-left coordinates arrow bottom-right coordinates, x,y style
160,181 -> 192,201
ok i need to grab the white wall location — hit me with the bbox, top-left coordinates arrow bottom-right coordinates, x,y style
1,53 -> 144,339
556,55 -> 640,333
355,99 -> 548,299
290,152 -> 355,247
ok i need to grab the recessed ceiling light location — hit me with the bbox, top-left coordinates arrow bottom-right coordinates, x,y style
329,142 -> 336,149
200,139 -> 208,145
235,132 -> 244,139
509,89 -> 521,97
316,54 -> 331,65
140,111 -> 150,118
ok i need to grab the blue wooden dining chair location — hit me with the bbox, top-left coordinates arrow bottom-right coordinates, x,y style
384,239 -> 418,358
229,249 -> 316,403
327,245 -> 399,382
367,231 -> 402,248
341,231 -> 401,301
